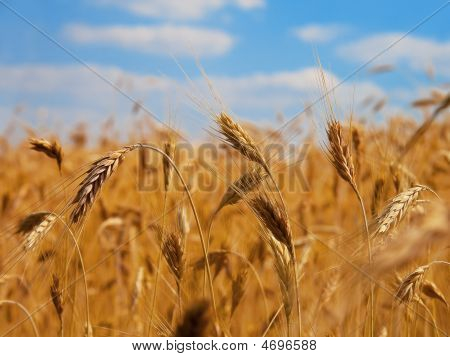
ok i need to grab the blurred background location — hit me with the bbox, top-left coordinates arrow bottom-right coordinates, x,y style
0,0 -> 449,140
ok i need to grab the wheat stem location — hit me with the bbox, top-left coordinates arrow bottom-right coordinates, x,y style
352,186 -> 374,336
148,192 -> 168,336
0,300 -> 39,337
138,144 -> 220,335
265,168 -> 302,337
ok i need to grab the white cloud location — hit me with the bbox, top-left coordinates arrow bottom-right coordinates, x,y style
294,24 -> 349,43
0,64 -> 386,137
64,24 -> 234,57
208,68 -> 385,113
95,0 -> 265,20
0,64 -> 174,99
337,33 -> 450,77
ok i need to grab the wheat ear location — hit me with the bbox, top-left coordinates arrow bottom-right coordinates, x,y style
372,185 -> 433,237
70,146 -> 133,224
325,118 -> 374,336
29,137 -> 63,173
214,112 -> 301,335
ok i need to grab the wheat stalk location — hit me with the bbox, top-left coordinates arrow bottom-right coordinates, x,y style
231,268 -> 248,318
265,233 -> 295,333
0,300 -> 39,336
214,112 -> 301,335
325,117 -> 374,336
149,139 -> 175,334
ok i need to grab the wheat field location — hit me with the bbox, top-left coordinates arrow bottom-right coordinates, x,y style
0,90 -> 449,337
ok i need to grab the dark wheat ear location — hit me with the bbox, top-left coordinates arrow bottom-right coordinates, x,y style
17,212 -> 56,251
421,280 -> 448,307
161,230 -> 185,283
16,212 -> 51,235
175,300 -> 210,337
70,146 -> 133,224
50,274 -> 64,321
29,137 -> 63,172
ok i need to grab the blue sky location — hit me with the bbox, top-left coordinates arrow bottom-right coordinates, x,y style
0,0 -> 449,139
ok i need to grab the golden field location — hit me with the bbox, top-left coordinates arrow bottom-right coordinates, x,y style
0,93 -> 449,337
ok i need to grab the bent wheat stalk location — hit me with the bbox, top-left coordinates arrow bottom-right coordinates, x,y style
70,143 -> 220,334
16,211 -> 91,335
149,141 -> 174,335
0,300 -> 39,337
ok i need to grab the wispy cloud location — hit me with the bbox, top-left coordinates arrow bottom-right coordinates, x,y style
209,68 -> 385,114
294,24 -> 349,43
94,0 -> 265,20
0,63 -> 385,132
337,33 -> 450,77
0,64 -> 178,134
64,24 -> 235,57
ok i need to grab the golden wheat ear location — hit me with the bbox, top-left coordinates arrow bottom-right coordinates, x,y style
215,112 -> 267,167
250,194 -> 294,258
29,137 -> 63,172
162,140 -> 175,191
325,119 -> 356,189
16,212 -> 56,251
395,265 -> 428,304
371,185 -> 433,237
70,146 -> 133,224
